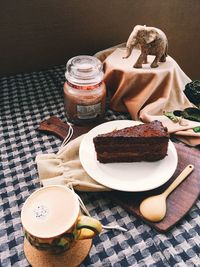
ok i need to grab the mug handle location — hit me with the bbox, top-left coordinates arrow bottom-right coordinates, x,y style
75,215 -> 102,240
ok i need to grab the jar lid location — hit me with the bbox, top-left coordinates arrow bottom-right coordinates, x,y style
65,55 -> 104,85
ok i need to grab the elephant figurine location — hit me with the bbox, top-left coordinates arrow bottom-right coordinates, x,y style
123,25 -> 168,68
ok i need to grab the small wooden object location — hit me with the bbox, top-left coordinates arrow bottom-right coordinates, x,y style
24,238 -> 92,267
38,116 -> 100,140
38,116 -> 200,232
139,165 -> 194,222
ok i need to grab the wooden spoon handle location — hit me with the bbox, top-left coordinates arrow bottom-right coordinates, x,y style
163,164 -> 194,197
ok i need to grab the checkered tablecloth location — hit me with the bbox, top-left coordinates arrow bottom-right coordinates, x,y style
0,66 -> 200,267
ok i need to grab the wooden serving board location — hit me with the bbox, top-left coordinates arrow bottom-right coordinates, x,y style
38,116 -> 200,232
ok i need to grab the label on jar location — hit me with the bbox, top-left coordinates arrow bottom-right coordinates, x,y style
77,102 -> 101,119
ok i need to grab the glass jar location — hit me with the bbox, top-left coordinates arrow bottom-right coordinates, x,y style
64,55 -> 106,125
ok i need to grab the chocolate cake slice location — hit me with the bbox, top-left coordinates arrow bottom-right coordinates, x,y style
93,120 -> 169,163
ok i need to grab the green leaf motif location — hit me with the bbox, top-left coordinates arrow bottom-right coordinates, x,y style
184,80 -> 200,105
182,108 -> 200,122
193,126 -> 200,133
163,111 -> 179,123
173,110 -> 182,117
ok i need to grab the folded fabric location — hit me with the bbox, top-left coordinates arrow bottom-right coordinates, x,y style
95,45 -> 200,146
36,135 -> 110,192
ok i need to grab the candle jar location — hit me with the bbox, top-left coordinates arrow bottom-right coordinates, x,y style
64,55 -> 106,125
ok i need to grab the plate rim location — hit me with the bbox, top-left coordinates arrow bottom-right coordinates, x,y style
79,120 -> 178,192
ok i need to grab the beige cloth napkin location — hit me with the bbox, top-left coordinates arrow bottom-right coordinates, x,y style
36,135 -> 109,191
95,45 -> 200,146
36,136 -> 130,232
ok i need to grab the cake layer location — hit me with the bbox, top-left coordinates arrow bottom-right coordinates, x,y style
94,142 -> 168,153
93,120 -> 169,163
94,121 -> 168,138
97,152 -> 166,163
94,136 -> 168,144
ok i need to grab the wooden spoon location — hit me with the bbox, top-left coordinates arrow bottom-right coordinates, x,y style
139,164 -> 194,222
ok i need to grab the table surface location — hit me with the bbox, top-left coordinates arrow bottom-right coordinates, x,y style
0,65 -> 200,267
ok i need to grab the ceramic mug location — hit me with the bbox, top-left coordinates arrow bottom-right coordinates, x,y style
21,185 -> 102,253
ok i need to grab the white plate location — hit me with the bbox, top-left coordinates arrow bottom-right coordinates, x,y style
79,120 -> 178,192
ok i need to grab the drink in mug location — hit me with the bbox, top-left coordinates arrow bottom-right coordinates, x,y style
21,185 -> 102,253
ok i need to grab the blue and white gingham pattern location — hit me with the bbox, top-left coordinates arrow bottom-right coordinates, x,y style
0,66 -> 199,267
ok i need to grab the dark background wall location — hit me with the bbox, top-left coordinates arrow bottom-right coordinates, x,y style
0,0 -> 199,79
